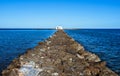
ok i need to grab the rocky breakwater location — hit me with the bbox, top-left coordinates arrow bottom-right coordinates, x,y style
2,30 -> 118,76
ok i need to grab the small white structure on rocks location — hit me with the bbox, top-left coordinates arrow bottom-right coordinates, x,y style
56,26 -> 63,30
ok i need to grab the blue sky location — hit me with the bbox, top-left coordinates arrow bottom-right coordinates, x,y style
0,0 -> 120,28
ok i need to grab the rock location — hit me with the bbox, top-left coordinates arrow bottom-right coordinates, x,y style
9,69 -> 24,76
47,47 -> 50,49
40,48 -> 46,52
85,53 -> 101,62
38,71 -> 51,76
83,68 -> 91,76
31,54 -> 35,57
76,54 -> 84,59
54,59 -> 61,65
20,56 -> 23,60
35,65 -> 39,68
79,72 -> 84,76
38,42 -> 44,45
70,38 -> 74,41
84,66 -> 100,76
52,72 -> 59,76
77,44 -> 84,51
41,57 -> 44,59
50,36 -> 52,38
69,58 -> 72,61
47,41 -> 51,45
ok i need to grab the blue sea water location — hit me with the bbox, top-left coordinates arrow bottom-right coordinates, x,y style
0,29 -> 120,75
0,29 -> 55,74
65,29 -> 120,75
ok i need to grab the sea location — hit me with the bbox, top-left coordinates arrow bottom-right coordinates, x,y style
0,29 -> 120,75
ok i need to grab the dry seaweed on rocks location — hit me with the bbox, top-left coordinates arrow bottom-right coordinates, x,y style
2,30 -> 118,76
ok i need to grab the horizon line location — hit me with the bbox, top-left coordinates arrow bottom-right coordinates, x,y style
0,28 -> 120,30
